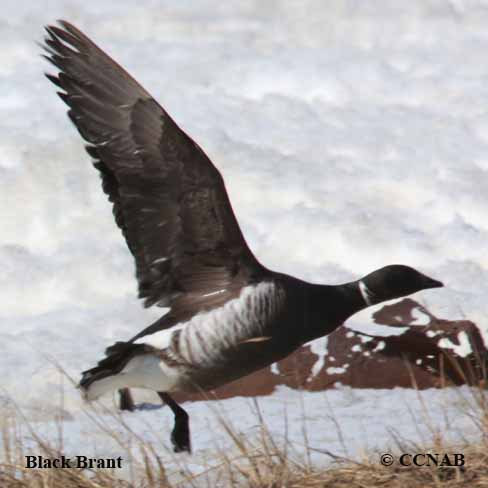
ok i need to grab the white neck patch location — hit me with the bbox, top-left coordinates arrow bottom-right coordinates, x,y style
359,280 -> 374,306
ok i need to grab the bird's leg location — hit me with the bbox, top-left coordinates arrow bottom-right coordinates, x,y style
119,388 -> 135,411
158,392 -> 191,453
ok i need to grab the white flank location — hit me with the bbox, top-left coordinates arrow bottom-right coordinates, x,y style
180,282 -> 283,366
136,282 -> 283,368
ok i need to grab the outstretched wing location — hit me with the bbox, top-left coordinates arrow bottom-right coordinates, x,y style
43,21 -> 264,309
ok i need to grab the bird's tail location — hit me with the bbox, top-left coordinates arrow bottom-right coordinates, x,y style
79,341 -> 150,401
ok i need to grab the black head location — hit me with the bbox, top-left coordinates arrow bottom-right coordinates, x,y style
359,265 -> 443,306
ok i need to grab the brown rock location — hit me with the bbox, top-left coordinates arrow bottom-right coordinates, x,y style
174,299 -> 485,403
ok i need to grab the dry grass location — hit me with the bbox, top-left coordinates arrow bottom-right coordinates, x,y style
1,362 -> 487,487
2,424 -> 487,488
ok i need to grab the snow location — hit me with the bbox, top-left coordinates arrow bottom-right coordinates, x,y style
307,335 -> 329,379
3,385 -> 482,482
326,366 -> 348,375
270,362 -> 279,375
1,0 -> 488,470
438,331 -> 473,357
410,306 -> 431,325
346,319 -> 410,337
374,341 -> 386,352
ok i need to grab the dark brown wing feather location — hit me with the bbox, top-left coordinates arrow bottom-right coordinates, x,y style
43,21 -> 265,309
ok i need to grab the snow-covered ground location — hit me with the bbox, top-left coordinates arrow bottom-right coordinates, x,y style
8,385 -> 483,480
1,0 -> 488,467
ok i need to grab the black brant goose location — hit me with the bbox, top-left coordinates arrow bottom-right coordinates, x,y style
43,21 -> 443,453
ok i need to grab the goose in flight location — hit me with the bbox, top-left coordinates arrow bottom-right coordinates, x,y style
43,21 -> 443,453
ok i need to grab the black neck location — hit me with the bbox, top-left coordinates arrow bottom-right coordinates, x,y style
303,280 -> 366,342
